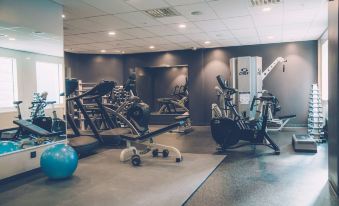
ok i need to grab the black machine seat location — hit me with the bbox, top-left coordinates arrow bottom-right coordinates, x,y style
68,136 -> 99,156
13,101 -> 23,105
13,120 -> 61,137
260,96 -> 276,102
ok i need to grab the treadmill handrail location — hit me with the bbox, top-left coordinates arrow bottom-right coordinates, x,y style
67,81 -> 116,101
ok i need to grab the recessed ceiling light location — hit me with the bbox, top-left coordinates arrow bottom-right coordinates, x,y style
26,57 -> 31,60
149,45 -> 155,49
8,37 -> 15,41
191,11 -> 203,16
33,31 -> 44,35
267,36 -> 275,39
178,24 -> 186,28
61,14 -> 66,19
204,41 -> 211,45
108,31 -> 116,36
100,49 -> 106,53
262,7 -> 271,12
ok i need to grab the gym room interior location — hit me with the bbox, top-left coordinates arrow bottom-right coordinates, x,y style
1,0 -> 339,205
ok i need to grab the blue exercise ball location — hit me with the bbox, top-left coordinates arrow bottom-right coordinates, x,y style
0,141 -> 20,155
40,144 -> 78,180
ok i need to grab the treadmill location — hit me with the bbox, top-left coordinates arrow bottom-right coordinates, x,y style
66,80 -> 130,146
66,79 -> 99,155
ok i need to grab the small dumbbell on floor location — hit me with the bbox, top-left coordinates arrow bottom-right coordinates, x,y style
152,149 -> 170,158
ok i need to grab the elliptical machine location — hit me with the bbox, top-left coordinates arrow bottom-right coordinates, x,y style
210,75 -> 280,155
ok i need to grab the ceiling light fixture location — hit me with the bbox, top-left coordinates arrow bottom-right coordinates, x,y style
8,37 -> 15,41
108,31 -> 116,36
262,7 -> 271,12
26,57 -> 31,60
267,35 -> 275,39
178,24 -> 186,28
191,11 -> 203,16
149,45 -> 155,49
61,14 -> 66,19
100,49 -> 106,53
204,41 -> 211,45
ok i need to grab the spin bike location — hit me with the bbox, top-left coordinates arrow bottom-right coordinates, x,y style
210,75 -> 280,155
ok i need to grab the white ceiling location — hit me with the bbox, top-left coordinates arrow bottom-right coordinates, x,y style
0,22 -> 63,57
56,0 -> 328,54
0,0 -> 63,57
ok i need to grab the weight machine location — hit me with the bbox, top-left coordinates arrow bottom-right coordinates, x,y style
230,56 -> 295,131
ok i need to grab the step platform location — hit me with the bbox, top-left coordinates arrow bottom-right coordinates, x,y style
292,134 -> 317,153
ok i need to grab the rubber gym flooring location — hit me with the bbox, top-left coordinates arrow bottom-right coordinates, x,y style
155,126 -> 338,206
0,126 -> 338,206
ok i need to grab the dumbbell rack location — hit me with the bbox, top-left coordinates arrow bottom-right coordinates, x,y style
308,84 -> 324,141
73,80 -> 132,130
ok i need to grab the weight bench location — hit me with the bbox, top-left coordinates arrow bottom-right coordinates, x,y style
13,120 -> 63,137
119,121 -> 184,166
267,114 -> 297,131
13,120 -> 64,147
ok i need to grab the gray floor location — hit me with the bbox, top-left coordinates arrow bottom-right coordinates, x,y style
1,126 -> 338,206
0,150 -> 224,206
154,126 -> 338,206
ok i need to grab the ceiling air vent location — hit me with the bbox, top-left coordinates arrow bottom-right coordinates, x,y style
249,0 -> 282,7
144,7 -> 180,18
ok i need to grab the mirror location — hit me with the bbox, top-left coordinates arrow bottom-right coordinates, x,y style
0,0 -> 65,156
135,65 -> 189,123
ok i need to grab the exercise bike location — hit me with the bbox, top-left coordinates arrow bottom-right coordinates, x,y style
210,75 -> 280,155
157,77 -> 189,114
47,100 -> 66,133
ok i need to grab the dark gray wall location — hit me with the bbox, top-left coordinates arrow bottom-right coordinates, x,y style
328,0 -> 339,194
124,41 -> 317,125
65,53 -> 124,84
202,42 -> 318,126
65,40 -> 318,126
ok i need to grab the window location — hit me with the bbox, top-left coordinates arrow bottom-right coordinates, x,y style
321,40 -> 328,101
36,62 -> 64,104
0,57 -> 18,108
